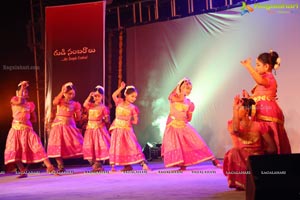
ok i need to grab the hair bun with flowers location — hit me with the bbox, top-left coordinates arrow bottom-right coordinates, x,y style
274,57 -> 281,70
270,49 -> 281,70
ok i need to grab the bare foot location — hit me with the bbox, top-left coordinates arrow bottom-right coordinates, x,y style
121,165 -> 133,171
110,165 -> 116,172
17,173 -> 28,178
47,165 -> 60,176
17,168 -> 28,178
92,167 -> 104,172
142,163 -> 151,171
212,159 -> 222,168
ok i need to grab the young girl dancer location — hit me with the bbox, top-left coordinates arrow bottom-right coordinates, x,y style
4,81 -> 56,178
161,78 -> 221,170
223,95 -> 276,190
240,50 -> 291,154
83,85 -> 110,172
109,81 -> 150,171
47,82 -> 83,172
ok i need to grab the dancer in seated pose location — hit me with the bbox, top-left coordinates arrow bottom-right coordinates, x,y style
223,95 -> 276,190
109,81 -> 150,171
240,50 -> 291,154
4,81 -> 57,178
83,85 -> 111,172
47,82 -> 83,172
161,77 -> 221,171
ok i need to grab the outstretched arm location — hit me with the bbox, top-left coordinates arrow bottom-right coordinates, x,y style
240,58 -> 268,86
112,81 -> 126,103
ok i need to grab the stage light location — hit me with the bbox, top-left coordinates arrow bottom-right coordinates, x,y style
147,142 -> 154,148
143,142 -> 162,161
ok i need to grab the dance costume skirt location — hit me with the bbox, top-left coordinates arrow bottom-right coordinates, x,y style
254,99 -> 291,154
5,123 -> 48,164
83,124 -> 110,161
47,120 -> 83,158
161,122 -> 214,167
109,127 -> 145,165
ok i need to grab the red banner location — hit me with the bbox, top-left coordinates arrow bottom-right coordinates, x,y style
45,1 -> 105,129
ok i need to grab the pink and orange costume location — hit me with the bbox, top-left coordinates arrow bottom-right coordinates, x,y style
161,99 -> 214,167
109,99 -> 145,165
47,100 -> 83,158
251,72 -> 291,154
223,120 -> 267,190
83,104 -> 110,161
5,97 -> 48,164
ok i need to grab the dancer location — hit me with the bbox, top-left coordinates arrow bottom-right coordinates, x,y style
109,81 -> 150,171
47,82 -> 83,172
223,95 -> 276,190
83,85 -> 110,172
4,81 -> 56,178
240,50 -> 291,154
161,78 -> 221,170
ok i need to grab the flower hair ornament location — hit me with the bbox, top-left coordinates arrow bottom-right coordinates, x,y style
274,57 -> 281,70
94,85 -> 104,94
64,82 -> 73,88
62,82 -> 74,92
176,77 -> 190,95
124,85 -> 136,95
270,49 -> 281,70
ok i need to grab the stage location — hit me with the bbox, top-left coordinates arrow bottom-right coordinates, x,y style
0,160 -> 244,200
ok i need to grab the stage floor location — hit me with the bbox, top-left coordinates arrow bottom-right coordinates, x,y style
0,160 -> 245,200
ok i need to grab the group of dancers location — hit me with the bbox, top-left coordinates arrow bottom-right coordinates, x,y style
4,80 -> 151,177
4,77 -> 220,176
223,50 -> 291,190
4,50 -> 291,192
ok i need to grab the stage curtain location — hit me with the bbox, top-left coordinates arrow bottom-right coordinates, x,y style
126,0 -> 300,157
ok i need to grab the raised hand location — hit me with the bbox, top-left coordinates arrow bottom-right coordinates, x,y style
18,81 -> 29,87
89,92 -> 94,97
240,58 -> 252,68
242,89 -> 250,98
120,81 -> 126,89
61,85 -> 67,93
233,95 -> 242,110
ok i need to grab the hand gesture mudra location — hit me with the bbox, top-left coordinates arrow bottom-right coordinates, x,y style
240,58 -> 252,68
